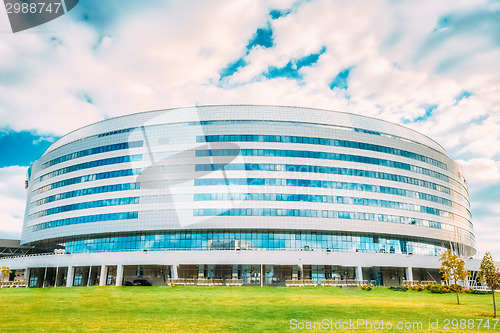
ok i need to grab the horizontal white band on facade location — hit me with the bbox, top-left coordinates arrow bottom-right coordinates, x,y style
0,250 -> 482,272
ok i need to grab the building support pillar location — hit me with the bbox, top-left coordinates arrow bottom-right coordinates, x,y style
115,265 -> 124,286
232,265 -> 238,279
66,266 -> 74,288
42,267 -> 48,288
356,266 -> 363,282
171,265 -> 178,279
87,267 -> 93,286
25,268 -> 30,287
54,266 -> 59,287
298,264 -> 304,280
99,265 -> 107,286
292,266 -> 298,280
198,264 -> 204,279
406,266 -> 413,283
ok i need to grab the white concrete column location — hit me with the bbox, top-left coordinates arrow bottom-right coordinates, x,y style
356,266 -> 363,282
406,266 -> 413,282
99,265 -> 107,286
66,266 -> 74,288
87,267 -> 93,286
115,265 -> 124,286
42,267 -> 48,288
198,264 -> 204,279
298,264 -> 304,280
25,268 -> 30,286
232,265 -> 238,279
171,265 -> 178,279
54,267 -> 59,287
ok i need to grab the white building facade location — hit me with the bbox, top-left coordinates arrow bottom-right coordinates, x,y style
1,105 -> 476,287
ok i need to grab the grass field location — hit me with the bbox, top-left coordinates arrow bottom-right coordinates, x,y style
0,286 -> 498,332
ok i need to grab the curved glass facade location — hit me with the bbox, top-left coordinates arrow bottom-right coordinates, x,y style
21,105 -> 475,263
196,148 -> 452,183
63,230 -> 446,256
198,135 -> 449,171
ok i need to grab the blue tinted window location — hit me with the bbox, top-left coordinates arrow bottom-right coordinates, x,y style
194,163 -> 470,214
34,183 -> 140,206
42,141 -> 142,169
35,155 -> 142,183
97,128 -> 135,138
32,197 -> 139,218
196,149 -> 450,183
196,163 -> 466,205
191,208 -> 461,232
62,230 -> 453,257
35,168 -> 141,194
192,192 -> 461,219
197,175 -> 448,204
32,211 -> 139,231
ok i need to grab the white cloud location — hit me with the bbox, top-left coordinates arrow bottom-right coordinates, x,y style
455,158 -> 500,257
0,0 -> 498,143
472,213 -> 500,259
0,167 -> 27,239
457,158 -> 500,183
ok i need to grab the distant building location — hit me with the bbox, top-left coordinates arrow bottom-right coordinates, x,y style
0,105 -> 478,287
0,239 -> 41,258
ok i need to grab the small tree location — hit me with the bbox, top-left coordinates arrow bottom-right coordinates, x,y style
478,252 -> 500,318
439,249 -> 470,305
0,266 -> 12,281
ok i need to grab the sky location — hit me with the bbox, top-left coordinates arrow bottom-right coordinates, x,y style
0,0 -> 499,258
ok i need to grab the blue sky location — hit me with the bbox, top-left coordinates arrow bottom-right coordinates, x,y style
0,130 -> 56,167
0,0 -> 499,258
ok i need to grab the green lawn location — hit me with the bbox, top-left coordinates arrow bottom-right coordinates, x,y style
0,286 -> 498,332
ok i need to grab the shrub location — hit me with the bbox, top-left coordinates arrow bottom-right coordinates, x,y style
463,288 -> 471,294
429,284 -> 450,294
411,285 -> 425,291
389,286 -> 408,292
425,283 -> 434,290
449,284 -> 463,293
360,285 -> 372,291
471,289 -> 492,295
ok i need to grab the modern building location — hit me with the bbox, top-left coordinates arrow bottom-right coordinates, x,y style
0,105 -> 478,287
